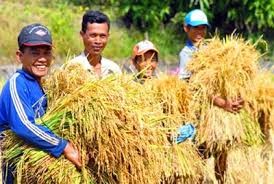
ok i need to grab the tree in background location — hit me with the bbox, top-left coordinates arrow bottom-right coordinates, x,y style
66,0 -> 274,36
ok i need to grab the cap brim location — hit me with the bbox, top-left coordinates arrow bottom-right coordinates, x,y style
135,48 -> 159,56
22,41 -> 52,47
188,21 -> 210,28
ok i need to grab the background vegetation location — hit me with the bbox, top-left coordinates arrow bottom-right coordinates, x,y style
0,0 -> 274,65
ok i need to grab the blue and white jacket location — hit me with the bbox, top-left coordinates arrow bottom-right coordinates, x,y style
0,69 -> 67,157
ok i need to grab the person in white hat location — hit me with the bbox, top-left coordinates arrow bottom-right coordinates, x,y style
123,40 -> 159,82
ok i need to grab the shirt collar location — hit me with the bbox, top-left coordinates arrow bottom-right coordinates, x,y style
186,40 -> 195,47
80,52 -> 104,65
17,69 -> 36,81
186,40 -> 198,51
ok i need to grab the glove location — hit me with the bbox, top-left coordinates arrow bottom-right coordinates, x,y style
175,123 -> 196,144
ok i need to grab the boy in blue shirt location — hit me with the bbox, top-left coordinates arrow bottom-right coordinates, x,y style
178,10 -> 244,183
0,23 -> 82,183
179,9 -> 244,114
178,9 -> 209,80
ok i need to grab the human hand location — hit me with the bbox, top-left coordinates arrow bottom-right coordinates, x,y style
63,142 -> 82,169
224,97 -> 244,114
235,96 -> 244,106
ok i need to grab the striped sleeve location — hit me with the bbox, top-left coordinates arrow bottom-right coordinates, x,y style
7,74 -> 67,157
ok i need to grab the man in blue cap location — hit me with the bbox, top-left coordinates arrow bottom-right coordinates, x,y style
179,9 -> 244,113
178,10 -> 245,183
0,23 -> 82,183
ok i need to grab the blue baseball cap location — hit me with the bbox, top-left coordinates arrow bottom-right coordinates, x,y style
18,23 -> 52,48
184,9 -> 209,27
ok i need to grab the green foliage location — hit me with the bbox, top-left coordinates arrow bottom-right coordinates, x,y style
236,0 -> 274,31
103,25 -> 143,63
64,0 -> 116,6
203,0 -> 274,34
118,0 -> 170,30
103,24 -> 183,64
0,2 -> 54,60
148,26 -> 184,64
38,4 -> 83,57
0,1 -> 83,61
1,0 -> 274,64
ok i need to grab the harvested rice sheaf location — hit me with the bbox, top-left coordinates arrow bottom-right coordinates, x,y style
270,109 -> 274,132
144,75 -> 195,124
187,35 -> 264,152
43,64 -> 97,106
225,144 -> 271,184
2,65 -> 206,184
251,71 -> 274,136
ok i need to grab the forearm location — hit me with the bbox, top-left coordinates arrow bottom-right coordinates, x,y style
11,122 -> 68,157
212,95 -> 226,108
211,95 -> 244,113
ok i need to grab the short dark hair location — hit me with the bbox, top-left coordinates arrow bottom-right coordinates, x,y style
81,10 -> 110,33
19,45 -> 27,53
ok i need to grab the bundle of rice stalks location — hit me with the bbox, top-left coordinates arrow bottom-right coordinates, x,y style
224,144 -> 270,184
197,107 -> 263,152
271,109 -> 274,128
3,66 -> 206,183
143,75 -> 195,124
3,113 -> 94,184
140,76 -> 208,183
161,142 -> 208,184
43,64 -> 97,105
187,35 -> 264,152
251,71 -> 274,137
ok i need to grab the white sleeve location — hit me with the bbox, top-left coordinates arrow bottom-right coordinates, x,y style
178,49 -> 192,79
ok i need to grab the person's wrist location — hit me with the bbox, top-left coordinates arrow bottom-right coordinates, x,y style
224,100 -> 233,111
213,96 -> 226,108
63,141 -> 70,154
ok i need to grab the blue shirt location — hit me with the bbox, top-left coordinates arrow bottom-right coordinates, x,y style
178,40 -> 198,79
0,69 -> 67,157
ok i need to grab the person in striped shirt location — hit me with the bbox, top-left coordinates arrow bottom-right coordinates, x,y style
0,23 -> 82,183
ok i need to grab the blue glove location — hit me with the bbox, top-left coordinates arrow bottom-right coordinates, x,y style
176,123 -> 196,144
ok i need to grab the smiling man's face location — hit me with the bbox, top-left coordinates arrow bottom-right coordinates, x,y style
17,45 -> 53,80
80,22 -> 109,57
184,25 -> 207,44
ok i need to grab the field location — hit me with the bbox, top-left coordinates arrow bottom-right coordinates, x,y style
0,1 -> 273,184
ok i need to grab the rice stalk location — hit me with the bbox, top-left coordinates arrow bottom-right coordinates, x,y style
187,35 -> 264,151
251,71 -> 274,137
144,75 -> 195,124
2,65 -> 206,183
225,144 -> 270,184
